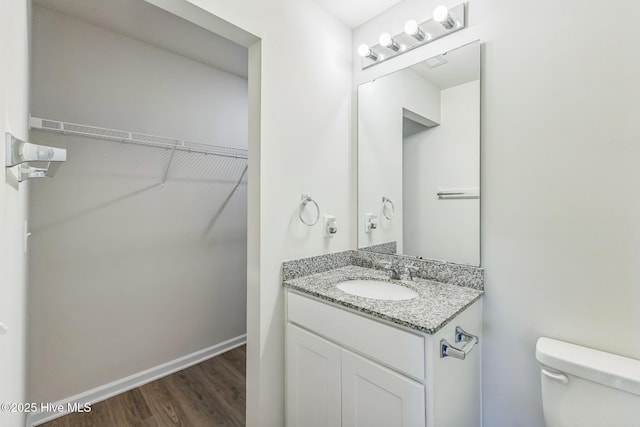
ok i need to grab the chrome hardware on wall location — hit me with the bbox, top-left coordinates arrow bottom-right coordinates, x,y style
382,196 -> 395,220
299,194 -> 320,226
365,213 -> 378,232
440,326 -> 479,360
324,215 -> 337,237
5,133 -> 67,182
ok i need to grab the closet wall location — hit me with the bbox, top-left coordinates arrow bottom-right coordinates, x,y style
28,5 -> 248,403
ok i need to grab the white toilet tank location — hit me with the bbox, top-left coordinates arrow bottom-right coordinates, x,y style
535,337 -> 640,427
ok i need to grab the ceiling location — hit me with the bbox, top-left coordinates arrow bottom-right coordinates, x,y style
33,0 -> 248,78
32,0 -> 403,80
312,0 -> 403,28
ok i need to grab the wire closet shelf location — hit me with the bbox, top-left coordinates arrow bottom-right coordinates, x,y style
29,116 -> 248,160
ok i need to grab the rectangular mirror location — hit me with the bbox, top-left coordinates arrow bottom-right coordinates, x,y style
357,40 -> 480,266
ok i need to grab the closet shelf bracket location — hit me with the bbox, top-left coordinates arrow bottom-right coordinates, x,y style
5,133 -> 67,182
161,144 -> 179,187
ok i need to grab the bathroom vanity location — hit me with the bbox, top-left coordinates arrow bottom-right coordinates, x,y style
285,38 -> 484,427
283,263 -> 482,427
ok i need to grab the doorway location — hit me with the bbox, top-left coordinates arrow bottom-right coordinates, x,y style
26,1 -> 259,425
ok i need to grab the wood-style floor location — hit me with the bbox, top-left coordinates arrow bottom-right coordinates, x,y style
41,345 -> 246,427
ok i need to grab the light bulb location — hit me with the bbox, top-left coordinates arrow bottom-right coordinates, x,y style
378,32 -> 400,52
404,20 -> 419,36
358,44 -> 371,57
433,5 -> 456,29
379,33 -> 392,47
433,5 -> 448,22
358,44 -> 379,61
404,19 -> 425,41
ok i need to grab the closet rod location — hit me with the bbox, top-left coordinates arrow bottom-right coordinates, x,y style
29,116 -> 248,160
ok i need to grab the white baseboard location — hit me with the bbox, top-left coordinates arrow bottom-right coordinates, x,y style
27,334 -> 246,427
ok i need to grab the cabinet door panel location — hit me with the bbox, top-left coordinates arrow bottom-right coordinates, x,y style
286,324 -> 342,427
342,349 -> 425,427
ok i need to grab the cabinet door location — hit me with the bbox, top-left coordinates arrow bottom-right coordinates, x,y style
342,349 -> 425,427
286,324 -> 342,427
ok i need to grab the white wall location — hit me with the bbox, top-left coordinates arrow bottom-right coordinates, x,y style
404,80 -> 480,264
0,0 -> 350,425
31,6 -> 248,149
358,68 -> 440,251
0,0 -> 30,426
355,0 -> 640,425
146,1 -> 353,426
28,5 -> 248,403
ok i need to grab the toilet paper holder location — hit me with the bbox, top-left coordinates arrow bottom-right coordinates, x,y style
440,326 -> 479,360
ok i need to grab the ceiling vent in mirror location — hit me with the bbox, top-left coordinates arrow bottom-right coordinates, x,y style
425,55 -> 448,68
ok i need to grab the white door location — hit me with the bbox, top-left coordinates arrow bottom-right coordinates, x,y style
286,324 -> 342,427
342,349 -> 425,427
0,1 -> 30,426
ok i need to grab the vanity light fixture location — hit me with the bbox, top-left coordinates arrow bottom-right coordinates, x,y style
404,20 -> 426,41
358,44 -> 379,61
379,33 -> 401,52
358,2 -> 466,69
433,5 -> 457,30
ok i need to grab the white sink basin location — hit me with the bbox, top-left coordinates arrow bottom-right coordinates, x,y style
336,280 -> 418,301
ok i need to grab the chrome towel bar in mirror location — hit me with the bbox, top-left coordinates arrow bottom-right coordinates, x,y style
437,189 -> 480,200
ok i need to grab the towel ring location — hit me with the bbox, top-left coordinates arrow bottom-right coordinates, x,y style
299,194 -> 320,226
382,196 -> 395,220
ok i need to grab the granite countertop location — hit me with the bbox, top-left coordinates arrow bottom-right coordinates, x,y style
284,265 -> 483,334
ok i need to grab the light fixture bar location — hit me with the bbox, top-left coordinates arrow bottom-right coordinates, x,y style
359,2 -> 466,69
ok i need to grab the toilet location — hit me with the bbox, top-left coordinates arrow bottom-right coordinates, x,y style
535,337 -> 640,427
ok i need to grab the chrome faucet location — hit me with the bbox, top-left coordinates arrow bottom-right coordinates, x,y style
405,265 -> 419,281
382,263 -> 420,281
383,263 -> 403,280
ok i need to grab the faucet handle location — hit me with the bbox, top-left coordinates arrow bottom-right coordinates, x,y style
379,261 -> 393,269
405,265 -> 420,280
380,262 -> 401,280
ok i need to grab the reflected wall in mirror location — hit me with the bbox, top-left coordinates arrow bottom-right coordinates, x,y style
358,41 -> 480,266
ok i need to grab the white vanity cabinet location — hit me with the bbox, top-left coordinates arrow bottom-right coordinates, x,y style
287,323 -> 424,427
286,324 -> 342,427
341,349 -> 425,427
285,290 -> 482,427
